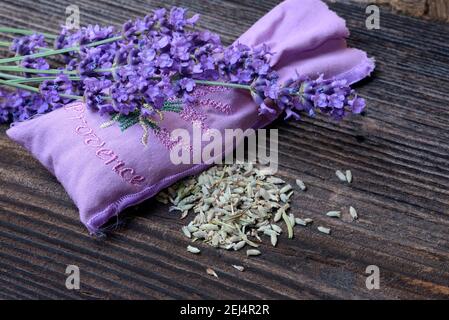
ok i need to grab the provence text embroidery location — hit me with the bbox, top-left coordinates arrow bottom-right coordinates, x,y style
64,102 -> 146,187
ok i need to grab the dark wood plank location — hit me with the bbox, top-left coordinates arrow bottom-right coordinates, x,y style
0,0 -> 448,299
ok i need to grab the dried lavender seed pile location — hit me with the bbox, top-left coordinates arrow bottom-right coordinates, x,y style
156,164 -> 359,258
157,163 -> 307,255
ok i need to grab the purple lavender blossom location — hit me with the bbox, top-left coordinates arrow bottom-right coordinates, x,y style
10,34 -> 46,55
21,57 -> 49,70
0,89 -> 49,123
21,57 -> 50,78
83,77 -> 114,114
79,25 -> 115,45
55,25 -> 118,71
219,43 -> 274,87
178,78 -> 195,92
8,34 -> 50,77
0,89 -> 11,122
39,74 -> 74,109
78,46 -> 114,76
251,74 -> 366,120
348,93 -> 366,114
69,8 -> 225,117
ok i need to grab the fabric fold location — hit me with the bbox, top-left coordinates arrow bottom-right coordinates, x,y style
237,0 -> 374,83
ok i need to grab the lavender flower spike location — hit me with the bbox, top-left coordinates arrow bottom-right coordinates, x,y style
250,74 -> 366,121
0,6 -> 368,128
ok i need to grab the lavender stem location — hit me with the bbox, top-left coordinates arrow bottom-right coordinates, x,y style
0,66 -> 77,75
0,35 -> 123,65
7,76 -> 81,84
0,27 -> 57,39
0,72 -> 24,80
193,80 -> 251,91
0,79 -> 82,100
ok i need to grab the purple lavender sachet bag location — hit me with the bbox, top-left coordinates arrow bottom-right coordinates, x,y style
6,0 -> 374,233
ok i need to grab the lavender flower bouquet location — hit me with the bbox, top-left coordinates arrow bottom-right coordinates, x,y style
1,0 -> 374,233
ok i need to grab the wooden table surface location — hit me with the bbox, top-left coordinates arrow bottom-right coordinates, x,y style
1,0 -> 448,300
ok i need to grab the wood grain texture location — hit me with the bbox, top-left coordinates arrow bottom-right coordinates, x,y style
0,0 -> 449,300
428,0 -> 449,21
345,0 -> 449,22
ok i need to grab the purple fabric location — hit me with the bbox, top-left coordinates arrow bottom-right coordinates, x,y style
6,0 -> 374,233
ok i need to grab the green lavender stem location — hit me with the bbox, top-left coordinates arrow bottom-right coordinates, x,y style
7,76 -> 81,84
0,66 -> 77,75
0,27 -> 57,39
0,76 -> 249,103
0,28 -> 253,113
83,70 -> 251,91
0,70 -> 251,105
61,93 -> 83,100
0,35 -> 123,64
0,72 -> 24,80
0,67 -> 252,91
93,68 -> 116,73
193,80 -> 251,91
0,79 -> 81,100
0,41 -> 11,47
0,65 -> 115,77
0,78 -> 39,92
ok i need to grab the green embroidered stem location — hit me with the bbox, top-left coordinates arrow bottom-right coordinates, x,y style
0,27 -> 57,39
161,105 -> 183,113
101,110 -> 164,146
112,112 -> 140,132
139,116 -> 150,146
161,102 -> 183,113
0,35 -> 123,65
100,113 -> 120,129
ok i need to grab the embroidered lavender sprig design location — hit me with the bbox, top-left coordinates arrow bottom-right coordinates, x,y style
0,7 -> 366,144
100,99 -> 184,145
